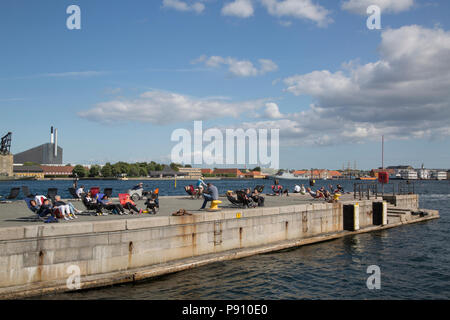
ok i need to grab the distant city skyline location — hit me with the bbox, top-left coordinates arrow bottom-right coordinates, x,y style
2,0 -> 450,169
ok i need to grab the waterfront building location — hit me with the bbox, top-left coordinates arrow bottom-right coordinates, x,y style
13,165 -> 44,179
213,168 -> 244,177
177,167 -> 202,179
399,169 -> 418,180
418,168 -> 431,180
430,171 -> 447,180
13,127 -> 63,165
40,165 -> 75,178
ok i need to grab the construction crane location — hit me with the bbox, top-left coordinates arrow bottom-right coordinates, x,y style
0,132 -> 12,155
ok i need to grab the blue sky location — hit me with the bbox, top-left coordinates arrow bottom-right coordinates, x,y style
1,0 -> 450,170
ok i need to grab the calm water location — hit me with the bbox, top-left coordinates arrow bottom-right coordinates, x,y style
6,179 -> 448,300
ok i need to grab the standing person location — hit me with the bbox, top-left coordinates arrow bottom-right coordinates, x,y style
76,185 -> 85,198
196,176 -> 207,195
200,183 -> 218,210
73,174 -> 79,189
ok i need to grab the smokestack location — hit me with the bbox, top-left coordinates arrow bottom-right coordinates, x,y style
54,128 -> 58,157
50,126 -> 54,144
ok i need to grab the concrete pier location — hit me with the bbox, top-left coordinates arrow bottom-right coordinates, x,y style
0,193 -> 439,299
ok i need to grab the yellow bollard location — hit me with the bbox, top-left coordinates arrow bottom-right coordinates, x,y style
208,200 -> 222,211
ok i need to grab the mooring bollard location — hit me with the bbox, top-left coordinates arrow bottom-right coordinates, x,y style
373,201 -> 388,226
343,203 -> 360,231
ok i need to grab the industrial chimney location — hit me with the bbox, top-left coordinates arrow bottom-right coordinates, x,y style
50,126 -> 54,144
54,128 -> 58,157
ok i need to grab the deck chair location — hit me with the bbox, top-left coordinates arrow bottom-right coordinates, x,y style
68,187 -> 80,199
80,195 -> 103,215
104,188 -> 113,197
47,188 -> 58,203
226,191 -> 243,207
236,190 -> 256,208
254,185 -> 265,193
24,197 -> 45,221
22,186 -> 34,198
90,187 -> 100,198
0,187 -> 20,202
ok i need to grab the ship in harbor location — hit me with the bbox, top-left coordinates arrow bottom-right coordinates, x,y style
271,171 -> 303,180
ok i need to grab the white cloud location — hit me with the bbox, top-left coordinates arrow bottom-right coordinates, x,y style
217,25 -> 450,147
193,55 -> 278,77
264,102 -> 284,119
79,90 -> 271,124
269,25 -> 450,145
342,0 -> 414,15
162,0 -> 205,14
222,0 -> 254,18
260,0 -> 333,27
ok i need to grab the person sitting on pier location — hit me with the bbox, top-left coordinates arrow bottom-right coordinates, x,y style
306,187 -> 324,199
27,197 -> 55,219
97,193 -> 126,215
83,191 -> 104,216
54,195 -> 80,219
250,188 -> 265,207
336,184 -> 345,193
271,184 -> 283,195
184,185 -> 198,199
294,184 -> 301,193
200,183 -> 218,210
120,194 -> 143,214
145,193 -> 159,214
300,184 -> 306,195
131,182 -> 144,191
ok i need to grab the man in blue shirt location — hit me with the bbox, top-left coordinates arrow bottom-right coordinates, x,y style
200,183 -> 218,210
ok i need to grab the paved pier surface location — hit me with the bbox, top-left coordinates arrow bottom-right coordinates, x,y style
0,193 -> 356,228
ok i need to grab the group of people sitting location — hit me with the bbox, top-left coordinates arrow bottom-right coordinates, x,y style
81,185 -> 159,216
26,183 -> 161,222
26,195 -> 82,222
305,184 -> 345,202
271,180 -> 289,196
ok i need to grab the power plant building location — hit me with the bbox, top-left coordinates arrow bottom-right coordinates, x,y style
13,127 -> 63,165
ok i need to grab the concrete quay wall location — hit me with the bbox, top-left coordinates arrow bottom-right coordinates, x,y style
0,195 -> 433,299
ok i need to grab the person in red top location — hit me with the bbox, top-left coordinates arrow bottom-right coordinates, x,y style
120,194 -> 143,214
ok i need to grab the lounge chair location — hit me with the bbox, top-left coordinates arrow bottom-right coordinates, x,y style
90,187 -> 100,198
22,186 -> 34,198
24,197 -> 45,221
254,185 -> 265,193
47,188 -> 58,203
0,187 -> 20,202
226,191 -> 243,207
80,195 -> 103,215
104,188 -> 113,197
236,190 -> 257,208
184,185 -> 198,198
68,187 -> 80,199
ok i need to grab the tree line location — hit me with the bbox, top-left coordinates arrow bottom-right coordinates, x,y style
72,162 -> 190,178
